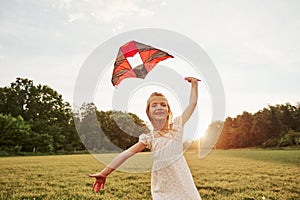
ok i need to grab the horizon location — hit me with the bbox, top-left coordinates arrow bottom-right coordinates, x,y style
1,0 -> 299,139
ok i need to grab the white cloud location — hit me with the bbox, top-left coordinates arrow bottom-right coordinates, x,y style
112,23 -> 125,35
161,1 -> 167,6
52,0 -> 155,24
68,12 -> 85,23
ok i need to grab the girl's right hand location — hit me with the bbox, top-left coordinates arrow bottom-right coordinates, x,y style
89,173 -> 106,192
184,77 -> 201,83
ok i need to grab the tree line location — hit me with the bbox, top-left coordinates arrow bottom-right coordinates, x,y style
0,78 -> 83,154
0,78 -> 148,155
1,78 -> 299,155
74,102 -> 149,152
212,103 -> 300,149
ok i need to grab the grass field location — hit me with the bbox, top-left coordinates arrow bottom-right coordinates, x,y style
0,149 -> 299,200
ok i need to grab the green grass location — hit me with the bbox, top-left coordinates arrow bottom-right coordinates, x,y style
213,149 -> 300,166
0,150 -> 299,199
192,150 -> 300,200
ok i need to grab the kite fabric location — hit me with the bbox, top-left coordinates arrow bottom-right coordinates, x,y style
111,40 -> 174,86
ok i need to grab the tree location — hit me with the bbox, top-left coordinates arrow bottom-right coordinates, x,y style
203,120 -> 224,149
0,78 -> 81,152
74,103 -> 104,151
268,105 -> 284,138
74,102 -> 149,152
215,117 -> 232,149
96,110 -> 149,150
279,103 -> 298,132
0,114 -> 31,153
296,102 -> 300,132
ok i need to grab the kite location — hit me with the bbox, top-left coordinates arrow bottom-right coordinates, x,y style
111,40 -> 174,86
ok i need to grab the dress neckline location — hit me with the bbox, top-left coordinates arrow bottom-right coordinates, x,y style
151,130 -> 174,139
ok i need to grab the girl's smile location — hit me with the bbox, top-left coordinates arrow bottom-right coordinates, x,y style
149,101 -> 168,120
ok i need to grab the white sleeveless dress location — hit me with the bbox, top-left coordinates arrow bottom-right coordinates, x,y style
139,117 -> 201,200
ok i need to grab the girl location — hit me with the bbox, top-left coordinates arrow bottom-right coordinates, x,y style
89,77 -> 201,199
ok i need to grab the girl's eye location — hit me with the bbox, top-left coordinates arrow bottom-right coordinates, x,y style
151,102 -> 167,107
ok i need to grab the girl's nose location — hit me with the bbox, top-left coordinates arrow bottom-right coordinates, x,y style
156,104 -> 163,109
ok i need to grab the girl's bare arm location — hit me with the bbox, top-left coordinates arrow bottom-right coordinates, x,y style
89,142 -> 146,192
181,77 -> 199,125
89,141 -> 146,177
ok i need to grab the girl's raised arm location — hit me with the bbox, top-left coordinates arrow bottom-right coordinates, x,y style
89,141 -> 146,192
181,77 -> 199,126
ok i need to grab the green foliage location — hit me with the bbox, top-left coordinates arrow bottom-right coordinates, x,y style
98,110 -> 149,150
0,78 -> 83,153
278,129 -> 300,147
215,102 -> 300,149
263,137 -> 278,148
0,78 -> 148,154
74,103 -> 149,152
0,114 -> 31,153
1,77 -> 298,154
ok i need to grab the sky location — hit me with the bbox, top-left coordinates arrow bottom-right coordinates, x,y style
1,0 -> 300,139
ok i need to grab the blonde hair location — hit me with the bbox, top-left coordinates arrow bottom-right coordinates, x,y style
146,92 -> 173,132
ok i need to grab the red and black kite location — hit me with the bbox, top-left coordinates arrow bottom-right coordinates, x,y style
111,40 -> 174,86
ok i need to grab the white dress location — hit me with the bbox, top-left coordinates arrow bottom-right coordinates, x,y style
139,117 -> 201,200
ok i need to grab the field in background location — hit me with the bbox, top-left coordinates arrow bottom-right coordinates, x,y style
0,150 -> 299,200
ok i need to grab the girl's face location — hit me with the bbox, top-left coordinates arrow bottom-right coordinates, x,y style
148,100 -> 169,121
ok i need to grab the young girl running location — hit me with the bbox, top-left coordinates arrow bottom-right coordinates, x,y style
89,77 -> 201,199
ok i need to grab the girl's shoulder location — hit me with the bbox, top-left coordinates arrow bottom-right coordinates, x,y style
172,116 -> 183,130
138,132 -> 153,146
